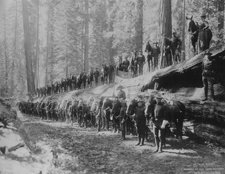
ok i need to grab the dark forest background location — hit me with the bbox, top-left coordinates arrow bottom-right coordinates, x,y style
0,0 -> 224,99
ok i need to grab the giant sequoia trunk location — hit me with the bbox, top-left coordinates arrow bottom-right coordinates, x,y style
84,0 -> 89,72
135,0 -> 143,51
22,0 -> 35,96
159,0 -> 172,68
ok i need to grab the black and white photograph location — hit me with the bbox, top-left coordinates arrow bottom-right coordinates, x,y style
0,0 -> 225,173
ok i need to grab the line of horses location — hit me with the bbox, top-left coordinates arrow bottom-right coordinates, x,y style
18,92 -> 185,146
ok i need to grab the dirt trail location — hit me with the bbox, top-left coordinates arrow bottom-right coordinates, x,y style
4,111 -> 224,174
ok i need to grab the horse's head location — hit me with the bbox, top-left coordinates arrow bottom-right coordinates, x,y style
186,16 -> 198,33
126,99 -> 137,115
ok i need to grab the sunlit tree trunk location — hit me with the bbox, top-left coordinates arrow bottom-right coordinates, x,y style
159,0 -> 172,68
135,0 -> 143,51
10,0 -> 18,96
83,0 -> 89,72
22,0 -> 35,96
107,0 -> 115,64
46,2 -> 54,85
3,5 -> 8,96
35,0 -> 40,88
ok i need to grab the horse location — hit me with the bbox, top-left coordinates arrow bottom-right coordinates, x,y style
145,96 -> 185,140
126,98 -> 151,143
187,16 -> 199,53
187,16 -> 212,53
111,98 -> 122,132
126,99 -> 143,136
102,97 -> 114,130
77,100 -> 91,127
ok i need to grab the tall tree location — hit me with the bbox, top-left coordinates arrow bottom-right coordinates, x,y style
3,4 -> 8,96
159,0 -> 172,68
135,0 -> 143,51
22,0 -> 35,96
83,0 -> 89,72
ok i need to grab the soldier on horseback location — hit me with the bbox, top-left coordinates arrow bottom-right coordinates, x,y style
199,12 -> 212,52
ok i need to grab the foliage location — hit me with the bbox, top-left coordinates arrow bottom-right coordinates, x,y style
0,0 -> 224,98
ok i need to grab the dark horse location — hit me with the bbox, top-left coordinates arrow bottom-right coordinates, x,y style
187,16 -> 212,53
126,99 -> 149,138
145,97 -> 185,140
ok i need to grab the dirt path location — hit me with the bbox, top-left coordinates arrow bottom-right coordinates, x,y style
8,111 -> 223,174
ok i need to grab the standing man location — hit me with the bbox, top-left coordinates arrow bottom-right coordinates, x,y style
137,50 -> 145,75
171,32 -> 182,64
152,42 -> 160,70
199,12 -> 212,52
94,68 -> 100,86
151,94 -> 167,153
145,41 -> 153,72
122,57 -> 130,72
202,51 -> 215,101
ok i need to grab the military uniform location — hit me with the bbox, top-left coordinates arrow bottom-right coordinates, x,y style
202,52 -> 215,101
145,42 -> 153,72
137,53 -> 145,75
135,100 -> 146,146
151,95 -> 167,152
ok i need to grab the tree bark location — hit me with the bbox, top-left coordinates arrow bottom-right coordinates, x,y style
22,0 -> 35,96
3,6 -> 8,96
159,0 -> 172,68
35,0 -> 40,88
107,0 -> 115,64
135,0 -> 143,51
46,2 -> 54,85
83,0 -> 89,72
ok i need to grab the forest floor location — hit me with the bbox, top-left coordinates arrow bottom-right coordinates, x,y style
1,109 -> 225,174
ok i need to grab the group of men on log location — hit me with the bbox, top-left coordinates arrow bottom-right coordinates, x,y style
34,64 -> 115,97
19,85 -> 185,153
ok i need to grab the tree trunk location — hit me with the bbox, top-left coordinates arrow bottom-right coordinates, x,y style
10,0 -> 18,96
35,0 -> 40,88
83,0 -> 89,72
22,0 -> 35,96
159,0 -> 172,68
46,2 -> 54,86
3,6 -> 8,96
181,0 -> 186,61
135,0 -> 143,51
107,0 -> 115,64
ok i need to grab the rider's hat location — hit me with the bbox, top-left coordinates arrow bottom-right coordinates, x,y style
116,85 -> 124,90
201,12 -> 207,18
155,93 -> 163,99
